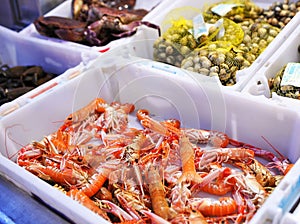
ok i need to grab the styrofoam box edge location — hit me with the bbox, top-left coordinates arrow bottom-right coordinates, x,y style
241,18 -> 300,113
1,52 -> 300,224
0,155 -> 110,224
251,157 -> 300,224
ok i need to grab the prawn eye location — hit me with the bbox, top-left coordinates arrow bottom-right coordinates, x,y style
136,109 -> 149,121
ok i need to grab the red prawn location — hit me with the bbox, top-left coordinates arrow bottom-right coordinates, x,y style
147,165 -> 177,220
80,167 -> 110,197
177,135 -> 203,184
136,109 -> 180,136
192,167 -> 233,196
60,97 -> 107,131
191,197 -> 237,217
67,188 -> 110,221
229,136 -> 293,175
26,164 -> 78,185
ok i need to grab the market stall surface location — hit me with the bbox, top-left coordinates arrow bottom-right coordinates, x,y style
0,174 -> 72,224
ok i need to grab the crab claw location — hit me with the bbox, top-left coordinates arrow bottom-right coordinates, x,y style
84,28 -> 111,46
112,21 -> 161,38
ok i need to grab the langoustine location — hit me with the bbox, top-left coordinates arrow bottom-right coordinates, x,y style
15,98 -> 292,223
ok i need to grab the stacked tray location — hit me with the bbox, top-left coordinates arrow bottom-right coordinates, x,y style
0,0 -> 300,224
129,0 -> 300,90
0,24 -> 89,110
19,0 -> 164,54
17,0 -> 300,91
0,50 -> 300,223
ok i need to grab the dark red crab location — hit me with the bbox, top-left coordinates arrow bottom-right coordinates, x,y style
72,0 -> 137,21
34,0 -> 160,46
85,6 -> 161,46
34,16 -> 87,43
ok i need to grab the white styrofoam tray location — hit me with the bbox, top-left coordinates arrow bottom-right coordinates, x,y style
18,0 -> 300,92
19,0 -> 164,53
241,22 -> 300,113
0,24 -> 95,110
0,50 -> 300,223
0,24 -> 96,75
128,0 -> 300,91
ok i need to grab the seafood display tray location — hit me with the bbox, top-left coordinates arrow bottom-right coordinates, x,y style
19,0 -> 164,53
241,21 -> 300,113
129,0 -> 300,91
0,24 -> 93,75
0,51 -> 300,223
18,0 -> 300,92
0,24 -> 91,108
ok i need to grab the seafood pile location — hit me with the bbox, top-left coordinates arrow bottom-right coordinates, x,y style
34,0 -> 160,46
16,98 -> 293,223
0,65 -> 55,106
257,0 -> 300,29
268,62 -> 300,100
153,0 -> 300,86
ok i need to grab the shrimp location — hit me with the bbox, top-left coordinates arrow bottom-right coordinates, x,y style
101,199 -> 136,222
191,167 -> 233,196
142,210 -> 172,224
229,137 -> 294,175
190,197 -> 237,217
177,135 -> 203,184
182,129 -> 229,148
26,163 -> 79,186
67,188 -> 110,221
230,172 -> 267,209
235,159 -> 277,188
49,128 -> 71,152
199,147 -> 254,167
170,182 -> 191,213
136,109 -> 180,136
97,102 -> 134,133
147,166 -> 177,220
81,167 -> 110,197
168,210 -> 208,224
60,98 -> 107,131
17,143 -> 43,166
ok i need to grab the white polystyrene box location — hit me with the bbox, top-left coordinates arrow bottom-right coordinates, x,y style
0,24 -> 92,110
129,0 -> 300,91
0,25 -> 95,75
0,50 -> 300,223
17,0 -> 300,92
241,22 -> 300,113
19,0 -> 164,53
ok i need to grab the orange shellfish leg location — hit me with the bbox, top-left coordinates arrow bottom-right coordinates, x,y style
177,135 -> 202,184
81,169 -> 109,197
67,188 -> 110,221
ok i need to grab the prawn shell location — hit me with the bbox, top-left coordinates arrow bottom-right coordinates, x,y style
197,197 -> 237,217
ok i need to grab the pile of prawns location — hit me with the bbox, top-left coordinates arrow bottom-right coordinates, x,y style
17,98 -> 293,224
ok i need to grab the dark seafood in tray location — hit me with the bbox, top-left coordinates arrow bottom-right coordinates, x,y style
15,97 -> 293,223
0,65 -> 55,105
34,0 -> 161,46
268,62 -> 300,100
